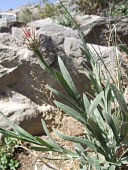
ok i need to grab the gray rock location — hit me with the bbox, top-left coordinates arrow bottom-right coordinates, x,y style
0,21 -> 24,33
0,87 -> 56,135
0,88 -> 43,135
9,5 -> 41,22
29,18 -> 78,38
86,43 -> 124,73
64,36 -> 125,76
68,3 -> 79,14
76,15 -> 128,45
0,19 -> 86,135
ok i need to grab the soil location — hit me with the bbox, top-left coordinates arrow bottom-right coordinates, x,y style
16,113 -> 85,170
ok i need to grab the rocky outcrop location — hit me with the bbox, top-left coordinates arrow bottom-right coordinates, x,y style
0,88 -> 43,135
76,15 -> 128,46
0,86 -> 62,135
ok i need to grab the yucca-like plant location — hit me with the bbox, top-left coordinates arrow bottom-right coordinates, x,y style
0,1 -> 128,170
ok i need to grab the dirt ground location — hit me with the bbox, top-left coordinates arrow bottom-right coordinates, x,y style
17,112 -> 85,170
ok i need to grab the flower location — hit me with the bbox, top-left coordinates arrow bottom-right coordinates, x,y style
22,26 -> 39,50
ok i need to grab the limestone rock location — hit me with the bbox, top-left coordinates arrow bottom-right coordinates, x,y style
64,36 -> 124,75
76,15 -> 128,46
0,88 -> 43,135
0,87 -> 58,135
0,21 -> 24,33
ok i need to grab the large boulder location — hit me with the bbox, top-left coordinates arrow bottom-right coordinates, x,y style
0,87 -> 55,135
76,15 -> 128,46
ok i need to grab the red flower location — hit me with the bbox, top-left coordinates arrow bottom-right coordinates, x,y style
22,26 -> 39,50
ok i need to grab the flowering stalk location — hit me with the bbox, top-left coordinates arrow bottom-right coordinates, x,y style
33,48 -> 55,77
22,26 -> 55,77
22,26 -> 39,50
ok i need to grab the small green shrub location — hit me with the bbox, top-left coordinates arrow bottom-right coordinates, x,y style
17,6 -> 41,23
39,3 -> 59,19
111,1 -> 128,16
57,11 -> 75,27
75,0 -> 128,16
36,0 -> 62,19
0,137 -> 20,170
76,0 -> 108,14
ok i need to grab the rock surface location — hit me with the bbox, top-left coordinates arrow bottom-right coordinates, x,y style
76,15 -> 128,45
8,5 -> 41,22
0,21 -> 24,33
0,87 -> 56,135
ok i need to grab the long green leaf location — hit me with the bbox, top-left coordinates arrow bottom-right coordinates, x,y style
0,128 -> 40,145
0,112 -> 18,133
54,101 -> 86,125
87,118 -> 108,154
58,56 -> 78,94
55,71 -> 78,102
47,85 -> 82,113
106,89 -> 112,115
34,49 -> 55,77
83,93 -> 90,115
0,128 -> 25,140
120,122 -> 128,141
89,74 -> 103,93
0,112 -> 45,145
0,112 -> 36,142
41,119 -> 63,151
89,92 -> 104,115
30,146 -> 61,152
14,125 -> 35,140
118,44 -> 128,55
103,112 -> 119,143
111,84 -> 128,122
34,136 -> 55,148
54,129 -> 97,152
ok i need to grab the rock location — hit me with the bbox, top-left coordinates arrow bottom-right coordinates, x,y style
0,42 -> 55,105
27,18 -> 54,29
0,86 -> 58,135
0,19 -> 87,105
0,88 -> 43,135
69,4 -> 79,14
86,43 -> 124,71
28,18 -> 78,38
76,15 -> 128,46
0,21 -> 24,33
8,5 -> 41,22
64,36 -> 125,76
